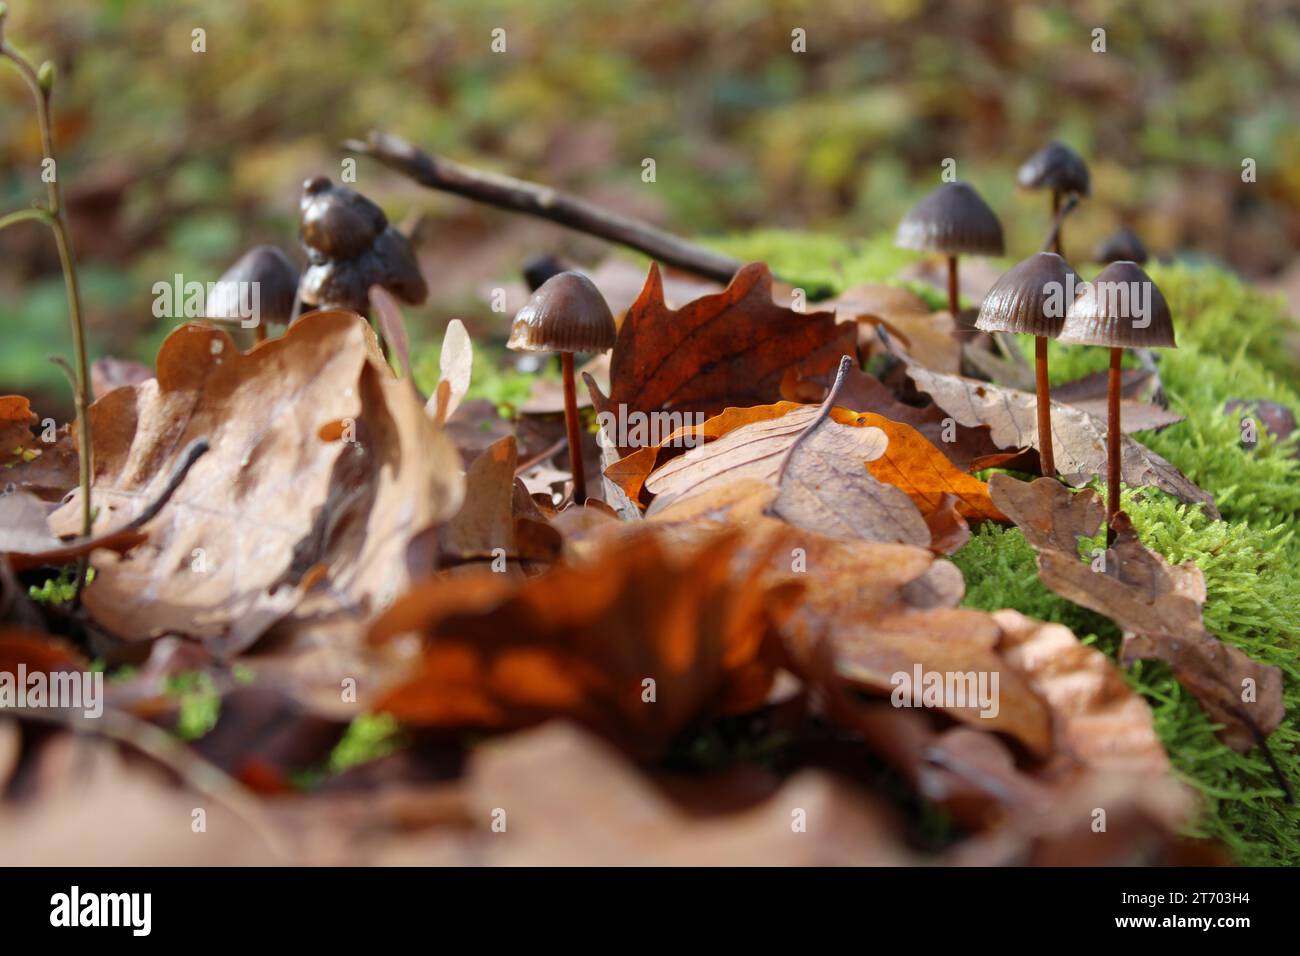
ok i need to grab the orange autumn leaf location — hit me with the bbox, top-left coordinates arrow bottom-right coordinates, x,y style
370,527 -> 800,758
829,408 -> 1006,522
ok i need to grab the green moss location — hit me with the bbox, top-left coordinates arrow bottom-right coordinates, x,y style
164,671 -> 221,741
328,712 -> 403,773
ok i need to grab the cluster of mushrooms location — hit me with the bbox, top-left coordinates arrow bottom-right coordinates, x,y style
896,141 -> 1174,533
206,177 -> 428,340
205,143 -> 1172,528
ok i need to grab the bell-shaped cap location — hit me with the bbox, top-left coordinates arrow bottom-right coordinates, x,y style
206,245 -> 299,324
1018,141 -> 1091,197
508,271 -> 616,353
895,181 -> 1005,256
1093,226 -> 1148,265
1058,261 -> 1176,349
299,176 -> 388,260
975,252 -> 1079,338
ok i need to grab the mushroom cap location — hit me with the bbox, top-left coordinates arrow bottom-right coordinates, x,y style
1017,141 -> 1091,197
1058,261 -> 1176,349
1092,226 -> 1148,265
522,253 -> 567,292
975,252 -> 1079,338
895,181 -> 1005,256
508,271 -> 616,353
206,245 -> 299,325
299,227 -> 428,314
299,177 -> 388,260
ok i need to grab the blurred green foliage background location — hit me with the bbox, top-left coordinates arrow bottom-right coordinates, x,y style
2,0 -> 1298,409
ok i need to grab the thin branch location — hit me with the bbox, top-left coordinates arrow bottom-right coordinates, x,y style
343,130 -> 746,285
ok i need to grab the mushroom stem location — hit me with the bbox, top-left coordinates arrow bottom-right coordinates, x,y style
1050,190 -> 1062,255
561,351 -> 587,505
1107,345 -> 1122,540
946,255 -> 960,318
1034,335 -> 1055,477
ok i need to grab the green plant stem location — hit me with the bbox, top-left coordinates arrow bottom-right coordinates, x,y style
0,205 -> 52,230
1,40 -> 94,588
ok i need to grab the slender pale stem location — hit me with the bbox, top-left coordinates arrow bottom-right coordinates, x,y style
1034,335 -> 1055,477
561,352 -> 586,505
1107,346 -> 1123,539
946,254 -> 959,318
1,41 -> 94,579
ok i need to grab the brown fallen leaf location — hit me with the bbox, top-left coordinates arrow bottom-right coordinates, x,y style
457,722 -> 914,866
589,262 -> 856,452
641,402 -> 932,548
989,474 -> 1284,754
48,311 -> 463,650
371,527 -> 799,758
0,397 -> 78,502
907,364 -> 1218,516
825,283 -> 962,373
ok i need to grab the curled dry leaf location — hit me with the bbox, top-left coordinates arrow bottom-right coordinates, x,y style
642,403 -> 932,548
370,527 -> 800,759
48,311 -> 463,650
589,262 -> 856,452
989,474 -> 1284,753
907,364 -> 1218,517
427,317 -> 473,423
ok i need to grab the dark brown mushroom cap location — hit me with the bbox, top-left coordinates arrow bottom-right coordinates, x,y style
299,177 -> 388,260
508,271 -> 616,353
975,252 -> 1079,338
299,227 -> 428,314
1017,141 -> 1091,197
1058,261 -> 1176,349
522,253 -> 569,292
206,245 -> 299,324
894,181 -> 1005,256
1092,226 -> 1148,265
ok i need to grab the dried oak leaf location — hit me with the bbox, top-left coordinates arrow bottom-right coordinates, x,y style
0,397 -> 78,502
989,474 -> 1283,752
907,365 -> 1218,517
642,403 -> 932,548
48,311 -> 463,649
0,489 -> 146,571
370,527 -> 799,758
589,262 -> 856,452
457,722 -> 913,866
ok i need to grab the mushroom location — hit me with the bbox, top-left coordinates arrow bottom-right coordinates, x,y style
1058,261 -> 1175,533
975,252 -> 1079,477
206,245 -> 299,342
1017,142 -> 1090,256
297,176 -> 428,316
509,271 -> 616,505
522,253 -> 568,292
895,181 -> 1005,319
1093,226 -> 1149,265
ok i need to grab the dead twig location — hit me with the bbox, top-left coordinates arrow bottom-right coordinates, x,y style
342,130 -> 745,285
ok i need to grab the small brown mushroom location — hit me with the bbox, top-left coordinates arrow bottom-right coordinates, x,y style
1018,142 -> 1090,257
508,271 -> 616,505
206,245 -> 299,342
895,181 -> 1005,319
1092,226 -> 1149,265
297,177 -> 428,316
1058,260 -> 1176,533
975,252 -> 1079,477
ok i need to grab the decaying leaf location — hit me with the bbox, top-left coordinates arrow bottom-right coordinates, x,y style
908,364 -> 1218,516
589,262 -> 856,451
427,317 -> 473,423
371,527 -> 798,758
989,474 -> 1284,752
48,311 -> 463,650
641,403 -> 932,548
